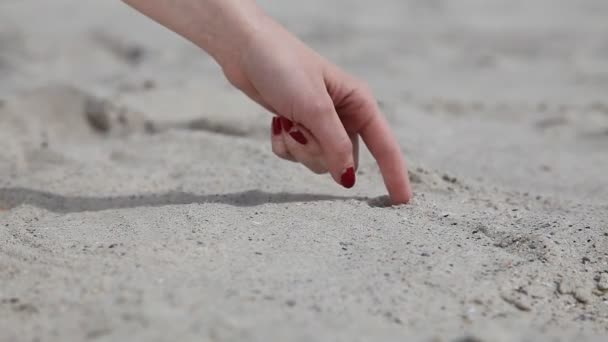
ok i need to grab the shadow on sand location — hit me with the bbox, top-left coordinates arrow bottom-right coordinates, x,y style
0,187 -> 389,213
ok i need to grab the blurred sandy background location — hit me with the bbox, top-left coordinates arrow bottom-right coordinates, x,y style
1,1 -> 607,341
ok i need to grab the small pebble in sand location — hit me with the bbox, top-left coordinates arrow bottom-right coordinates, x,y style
557,280 -> 591,304
442,174 -> 458,184
142,79 -> 156,90
500,292 -> 532,312
85,98 -> 112,132
454,337 -> 483,342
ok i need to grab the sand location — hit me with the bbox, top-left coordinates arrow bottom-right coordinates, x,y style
1,0 -> 607,341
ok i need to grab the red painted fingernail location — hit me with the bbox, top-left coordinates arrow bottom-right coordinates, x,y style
289,130 -> 307,145
279,117 -> 293,131
272,117 -> 281,135
340,167 -> 356,188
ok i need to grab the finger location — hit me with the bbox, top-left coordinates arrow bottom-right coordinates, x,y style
359,105 -> 412,204
298,93 -> 356,188
350,133 -> 359,171
280,117 -> 328,174
270,116 -> 296,162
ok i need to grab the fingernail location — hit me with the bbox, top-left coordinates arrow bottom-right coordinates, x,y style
279,117 -> 293,131
340,167 -> 356,188
272,117 -> 281,135
289,130 -> 307,145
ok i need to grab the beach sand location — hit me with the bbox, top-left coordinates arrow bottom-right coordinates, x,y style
1,0 -> 607,341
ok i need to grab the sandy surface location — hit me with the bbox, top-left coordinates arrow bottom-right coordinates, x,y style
1,0 -> 608,341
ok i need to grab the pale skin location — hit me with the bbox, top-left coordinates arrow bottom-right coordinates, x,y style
123,0 -> 412,204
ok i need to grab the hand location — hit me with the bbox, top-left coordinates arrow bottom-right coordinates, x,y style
122,0 -> 411,203
223,20 -> 412,204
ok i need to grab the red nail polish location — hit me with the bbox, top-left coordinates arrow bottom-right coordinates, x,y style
340,167 -> 356,188
279,117 -> 293,131
272,117 -> 281,135
289,130 -> 307,145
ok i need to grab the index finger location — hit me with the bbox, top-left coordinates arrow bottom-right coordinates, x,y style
359,103 -> 412,204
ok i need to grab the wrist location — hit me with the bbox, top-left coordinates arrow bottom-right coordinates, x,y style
123,0 -> 269,76
197,3 -> 270,75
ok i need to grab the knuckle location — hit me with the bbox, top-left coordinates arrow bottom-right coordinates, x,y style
357,84 -> 378,108
334,135 -> 353,159
353,79 -> 375,96
356,81 -> 373,96
304,98 -> 334,116
310,166 -> 328,175
307,162 -> 328,175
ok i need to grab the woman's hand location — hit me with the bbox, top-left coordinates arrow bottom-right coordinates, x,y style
223,21 -> 412,204
123,0 -> 412,204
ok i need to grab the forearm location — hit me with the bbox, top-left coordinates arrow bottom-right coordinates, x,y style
122,0 -> 267,70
